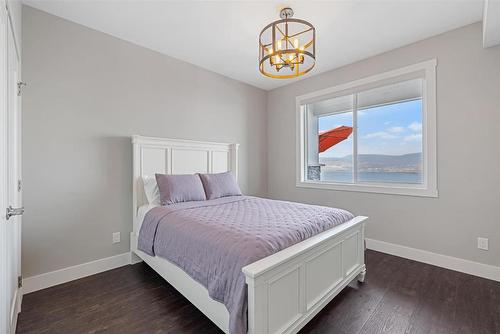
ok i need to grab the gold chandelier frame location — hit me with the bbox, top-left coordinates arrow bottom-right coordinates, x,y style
259,8 -> 316,79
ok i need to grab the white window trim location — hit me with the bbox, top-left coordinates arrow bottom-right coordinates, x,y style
296,59 -> 438,197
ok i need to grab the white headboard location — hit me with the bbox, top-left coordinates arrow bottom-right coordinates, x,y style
132,135 -> 239,218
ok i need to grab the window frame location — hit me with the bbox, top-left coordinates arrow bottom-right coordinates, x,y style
296,59 -> 438,197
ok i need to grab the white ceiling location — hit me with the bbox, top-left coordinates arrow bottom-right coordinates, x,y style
24,0 -> 484,91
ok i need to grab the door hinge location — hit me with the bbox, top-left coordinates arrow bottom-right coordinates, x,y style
6,206 -> 24,220
18,179 -> 21,192
18,276 -> 22,289
17,81 -> 27,96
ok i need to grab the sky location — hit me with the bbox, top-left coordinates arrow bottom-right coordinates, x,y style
318,99 -> 422,158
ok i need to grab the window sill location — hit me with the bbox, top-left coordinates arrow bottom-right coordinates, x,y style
296,180 -> 438,198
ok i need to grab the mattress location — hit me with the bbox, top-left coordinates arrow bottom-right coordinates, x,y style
135,203 -> 158,234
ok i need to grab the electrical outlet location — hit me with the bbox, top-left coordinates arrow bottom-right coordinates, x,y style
112,232 -> 121,244
477,237 -> 488,251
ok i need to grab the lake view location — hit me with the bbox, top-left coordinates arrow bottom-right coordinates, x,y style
321,170 -> 422,184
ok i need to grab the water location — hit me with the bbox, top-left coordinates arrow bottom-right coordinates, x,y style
319,171 -> 422,184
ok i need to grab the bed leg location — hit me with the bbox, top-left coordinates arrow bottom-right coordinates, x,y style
130,251 -> 143,265
357,266 -> 366,283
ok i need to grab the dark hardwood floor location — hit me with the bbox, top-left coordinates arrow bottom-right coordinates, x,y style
17,250 -> 500,334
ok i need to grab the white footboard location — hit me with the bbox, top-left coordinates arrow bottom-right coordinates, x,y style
242,216 -> 367,334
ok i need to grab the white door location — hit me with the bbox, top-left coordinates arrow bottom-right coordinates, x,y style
1,2 -> 23,333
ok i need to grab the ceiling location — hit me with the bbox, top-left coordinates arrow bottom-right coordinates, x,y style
24,1 -> 484,91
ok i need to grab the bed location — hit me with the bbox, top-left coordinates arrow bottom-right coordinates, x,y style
130,135 -> 368,334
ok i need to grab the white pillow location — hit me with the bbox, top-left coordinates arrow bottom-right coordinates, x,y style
142,176 -> 160,205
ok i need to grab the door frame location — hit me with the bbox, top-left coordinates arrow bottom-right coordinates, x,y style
0,1 -> 10,332
1,1 -> 22,333
7,16 -> 22,332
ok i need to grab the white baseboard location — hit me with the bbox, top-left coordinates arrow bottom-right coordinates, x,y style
366,238 -> 500,282
23,252 -> 131,294
10,288 -> 22,334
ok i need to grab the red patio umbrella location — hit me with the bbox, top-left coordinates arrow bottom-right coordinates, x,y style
318,126 -> 353,153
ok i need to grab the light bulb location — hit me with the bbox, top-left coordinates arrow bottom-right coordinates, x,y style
267,47 -> 273,55
289,53 -> 294,61
293,39 -> 299,49
277,40 -> 282,50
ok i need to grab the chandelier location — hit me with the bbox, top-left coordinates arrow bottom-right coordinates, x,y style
259,7 -> 316,79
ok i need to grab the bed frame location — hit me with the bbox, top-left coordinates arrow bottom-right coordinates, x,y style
130,135 -> 367,334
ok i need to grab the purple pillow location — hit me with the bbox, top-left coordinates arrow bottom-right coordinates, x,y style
155,174 -> 206,205
199,172 -> 242,200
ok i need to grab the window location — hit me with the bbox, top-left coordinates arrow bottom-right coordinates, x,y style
297,60 -> 437,197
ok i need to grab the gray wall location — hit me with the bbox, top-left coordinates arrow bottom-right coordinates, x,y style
267,23 -> 500,267
22,7 -> 267,277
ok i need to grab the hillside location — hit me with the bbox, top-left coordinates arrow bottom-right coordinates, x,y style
319,153 -> 422,172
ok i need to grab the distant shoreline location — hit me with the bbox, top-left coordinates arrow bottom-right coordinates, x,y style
318,152 -> 422,174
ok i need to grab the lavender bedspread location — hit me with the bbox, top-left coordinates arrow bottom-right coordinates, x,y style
138,196 -> 354,334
